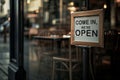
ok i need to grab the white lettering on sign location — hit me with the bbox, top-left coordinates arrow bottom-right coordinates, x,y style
74,16 -> 99,43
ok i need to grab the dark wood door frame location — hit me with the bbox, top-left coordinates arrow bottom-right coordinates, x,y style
8,0 -> 26,80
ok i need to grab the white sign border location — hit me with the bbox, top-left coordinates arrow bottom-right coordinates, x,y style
71,9 -> 104,47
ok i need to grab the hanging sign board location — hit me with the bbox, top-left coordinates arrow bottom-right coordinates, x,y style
71,9 -> 104,47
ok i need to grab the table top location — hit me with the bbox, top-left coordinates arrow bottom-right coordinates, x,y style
33,35 -> 70,41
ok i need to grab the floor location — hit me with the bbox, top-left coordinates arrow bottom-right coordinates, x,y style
0,36 -> 9,80
28,39 -> 82,80
0,35 -> 119,80
27,38 -> 113,80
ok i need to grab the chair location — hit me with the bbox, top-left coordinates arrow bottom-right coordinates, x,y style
51,40 -> 82,80
93,29 -> 118,66
28,28 -> 38,39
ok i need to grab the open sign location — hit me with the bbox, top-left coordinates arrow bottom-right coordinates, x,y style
71,9 -> 104,47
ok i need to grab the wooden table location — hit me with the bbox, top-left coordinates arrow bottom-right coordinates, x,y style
33,35 -> 70,80
33,35 -> 70,54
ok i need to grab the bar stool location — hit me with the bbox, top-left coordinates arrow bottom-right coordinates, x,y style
51,42 -> 82,80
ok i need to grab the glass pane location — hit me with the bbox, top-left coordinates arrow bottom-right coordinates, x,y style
23,0 -> 117,80
0,0 -> 10,79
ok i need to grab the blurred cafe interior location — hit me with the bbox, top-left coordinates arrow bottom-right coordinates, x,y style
24,0 -> 118,32
1,0 -> 120,80
23,0 -> 120,80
